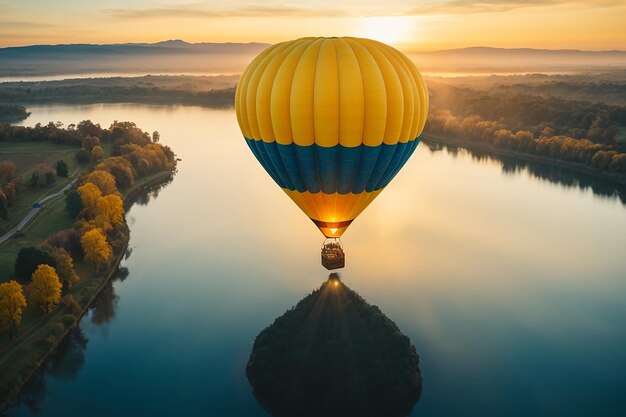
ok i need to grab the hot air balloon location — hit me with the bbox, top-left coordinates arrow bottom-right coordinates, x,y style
235,37 -> 428,270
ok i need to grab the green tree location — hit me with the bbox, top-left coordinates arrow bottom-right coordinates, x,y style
14,247 -> 57,281
65,189 -> 83,219
56,160 -> 69,177
75,149 -> 91,164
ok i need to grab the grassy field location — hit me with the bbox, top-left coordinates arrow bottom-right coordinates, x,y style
0,141 -> 77,152
0,142 -> 112,234
0,198 -> 73,278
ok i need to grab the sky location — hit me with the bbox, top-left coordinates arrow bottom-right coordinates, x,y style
1,0 -> 625,50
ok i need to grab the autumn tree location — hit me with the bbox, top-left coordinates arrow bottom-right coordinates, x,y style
0,160 -> 17,181
62,294 -> 82,317
85,170 -> 117,195
82,135 -> 100,151
2,180 -> 16,206
46,228 -> 83,259
0,189 -> 7,219
91,145 -> 104,161
81,228 -> 112,266
95,157 -> 135,190
27,264 -> 63,314
77,182 -> 102,216
0,281 -> 26,339
54,249 -> 80,289
610,153 -> 626,172
94,194 -> 124,232
31,163 -> 55,187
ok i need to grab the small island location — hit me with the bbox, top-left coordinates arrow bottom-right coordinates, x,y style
0,104 -> 30,123
247,274 -> 422,417
0,118 -> 177,406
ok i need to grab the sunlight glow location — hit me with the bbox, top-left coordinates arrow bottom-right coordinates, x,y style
358,17 -> 412,45
330,228 -> 337,235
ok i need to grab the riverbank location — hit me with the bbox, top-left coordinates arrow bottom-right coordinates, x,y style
423,134 -> 626,187
0,170 -> 174,410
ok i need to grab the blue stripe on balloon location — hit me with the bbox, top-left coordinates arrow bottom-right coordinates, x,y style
246,139 -> 282,186
364,143 -> 397,192
294,144 -> 321,193
276,143 -> 307,192
244,137 -> 420,194
374,141 -> 409,190
265,141 -> 295,191
352,145 -> 380,194
338,146 -> 360,194
316,146 -> 338,194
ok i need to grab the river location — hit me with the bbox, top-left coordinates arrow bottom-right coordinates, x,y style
6,103 -> 626,417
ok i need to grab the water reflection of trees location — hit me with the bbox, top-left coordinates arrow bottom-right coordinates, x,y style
3,265 -> 130,415
6,327 -> 88,414
247,274 -> 422,417
425,142 -> 626,205
129,173 -> 175,207
90,280 -> 119,326
46,328 -> 88,382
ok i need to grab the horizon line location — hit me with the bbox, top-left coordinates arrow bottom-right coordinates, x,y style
1,39 -> 625,54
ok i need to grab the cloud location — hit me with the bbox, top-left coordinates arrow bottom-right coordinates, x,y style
107,4 -> 350,20
406,0 -> 622,15
0,20 -> 58,29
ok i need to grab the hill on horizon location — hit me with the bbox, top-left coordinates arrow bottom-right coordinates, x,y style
1,40 -> 625,77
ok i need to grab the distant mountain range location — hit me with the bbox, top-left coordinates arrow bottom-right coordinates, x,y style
0,40 -> 269,56
409,46 -> 626,73
1,40 -> 625,77
0,40 -> 270,77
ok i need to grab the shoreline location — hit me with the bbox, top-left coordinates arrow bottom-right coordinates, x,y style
423,134 -> 626,187
1,96 -> 234,108
0,170 -> 175,410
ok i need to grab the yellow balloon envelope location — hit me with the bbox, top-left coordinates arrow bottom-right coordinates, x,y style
236,37 -> 428,238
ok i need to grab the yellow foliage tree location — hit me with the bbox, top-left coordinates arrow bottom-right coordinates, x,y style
82,135 -> 100,151
95,194 -> 124,232
0,280 -> 27,339
91,145 -> 104,161
77,182 -> 102,216
54,249 -> 80,289
27,264 -> 63,314
81,228 -> 112,266
77,219 -> 97,237
85,170 -> 117,195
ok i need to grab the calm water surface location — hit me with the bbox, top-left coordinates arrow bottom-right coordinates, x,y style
7,104 -> 626,417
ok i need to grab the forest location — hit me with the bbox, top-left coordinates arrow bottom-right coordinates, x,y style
0,76 -> 237,107
425,77 -> 626,175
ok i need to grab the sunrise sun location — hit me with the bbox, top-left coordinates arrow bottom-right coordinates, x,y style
358,16 -> 412,45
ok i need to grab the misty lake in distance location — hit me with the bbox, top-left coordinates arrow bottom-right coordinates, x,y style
6,103 -> 626,417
